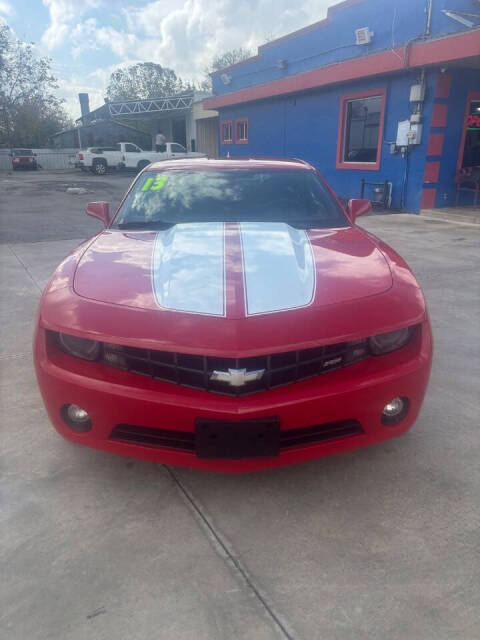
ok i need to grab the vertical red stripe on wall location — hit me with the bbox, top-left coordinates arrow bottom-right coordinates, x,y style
431,104 -> 448,128
427,133 -> 444,156
421,189 -> 436,209
435,74 -> 451,99
424,161 -> 440,183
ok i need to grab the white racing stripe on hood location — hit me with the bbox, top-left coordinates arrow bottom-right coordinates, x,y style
152,222 -> 225,316
240,222 -> 315,315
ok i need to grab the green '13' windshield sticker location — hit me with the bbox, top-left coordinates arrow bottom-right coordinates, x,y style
141,175 -> 168,192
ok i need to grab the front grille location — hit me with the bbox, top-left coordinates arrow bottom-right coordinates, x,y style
110,420 -> 364,453
101,340 -> 369,396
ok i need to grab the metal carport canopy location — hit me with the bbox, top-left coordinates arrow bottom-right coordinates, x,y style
107,94 -> 194,118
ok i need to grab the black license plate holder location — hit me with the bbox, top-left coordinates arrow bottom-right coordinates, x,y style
195,417 -> 280,459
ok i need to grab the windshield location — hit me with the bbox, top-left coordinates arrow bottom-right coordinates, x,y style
113,169 -> 348,229
13,149 -> 33,156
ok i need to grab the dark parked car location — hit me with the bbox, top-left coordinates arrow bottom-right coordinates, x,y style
10,149 -> 38,170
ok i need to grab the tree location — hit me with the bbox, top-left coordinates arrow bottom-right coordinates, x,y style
199,48 -> 252,91
209,48 -> 253,72
0,23 -> 9,71
105,62 -> 192,101
0,24 -> 72,147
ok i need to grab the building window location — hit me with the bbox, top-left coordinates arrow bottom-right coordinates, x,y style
221,120 -> 233,144
236,118 -> 249,144
337,89 -> 386,170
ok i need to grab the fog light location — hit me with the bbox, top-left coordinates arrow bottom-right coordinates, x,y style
61,404 -> 92,432
381,397 -> 409,425
383,397 -> 404,416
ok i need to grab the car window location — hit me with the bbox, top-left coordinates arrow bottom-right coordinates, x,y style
170,143 -> 186,153
90,147 -> 116,153
125,143 -> 140,152
113,169 -> 349,229
13,149 -> 33,156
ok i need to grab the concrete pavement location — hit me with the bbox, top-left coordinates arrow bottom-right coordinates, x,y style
0,170 -> 132,243
1,171 -> 479,639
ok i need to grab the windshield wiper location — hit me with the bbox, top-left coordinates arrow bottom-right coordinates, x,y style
286,220 -> 339,230
117,220 -> 176,230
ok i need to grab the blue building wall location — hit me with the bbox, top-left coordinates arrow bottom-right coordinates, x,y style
212,0 -> 478,97
220,70 -> 438,211
211,0 -> 480,212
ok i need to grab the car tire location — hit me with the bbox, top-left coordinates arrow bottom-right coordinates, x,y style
92,159 -> 107,175
137,160 -> 150,173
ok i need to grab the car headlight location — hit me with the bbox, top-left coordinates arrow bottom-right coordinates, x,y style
368,327 -> 412,355
58,333 -> 101,361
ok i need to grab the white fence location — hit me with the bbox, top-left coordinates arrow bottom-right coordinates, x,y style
0,148 -> 78,171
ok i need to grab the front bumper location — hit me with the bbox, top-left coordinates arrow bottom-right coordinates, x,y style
34,323 -> 432,472
12,160 -> 36,169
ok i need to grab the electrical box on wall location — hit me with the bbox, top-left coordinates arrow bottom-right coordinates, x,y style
396,120 -> 410,146
407,124 -> 422,145
396,121 -> 423,146
410,84 -> 425,102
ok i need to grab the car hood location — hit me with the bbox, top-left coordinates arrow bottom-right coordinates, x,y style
73,223 -> 392,319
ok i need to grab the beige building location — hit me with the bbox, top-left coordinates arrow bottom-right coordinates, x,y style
192,96 -> 219,158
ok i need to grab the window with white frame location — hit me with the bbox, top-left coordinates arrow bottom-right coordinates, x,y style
236,119 -> 249,143
221,121 -> 233,144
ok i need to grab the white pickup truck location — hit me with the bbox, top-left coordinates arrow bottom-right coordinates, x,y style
76,142 -> 205,175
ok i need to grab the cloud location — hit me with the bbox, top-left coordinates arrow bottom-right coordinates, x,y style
0,0 -> 13,17
41,0 -> 103,50
64,0 -> 334,80
45,0 -> 336,117
70,18 -> 138,59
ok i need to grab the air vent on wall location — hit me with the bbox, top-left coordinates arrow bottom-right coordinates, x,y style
355,27 -> 373,45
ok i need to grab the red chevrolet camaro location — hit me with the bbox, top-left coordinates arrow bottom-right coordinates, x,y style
34,158 -> 432,472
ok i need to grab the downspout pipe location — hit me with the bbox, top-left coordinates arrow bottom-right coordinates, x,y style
404,0 -> 433,67
425,0 -> 433,36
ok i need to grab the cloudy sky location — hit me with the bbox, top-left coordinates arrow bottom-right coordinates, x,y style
0,0 -> 336,119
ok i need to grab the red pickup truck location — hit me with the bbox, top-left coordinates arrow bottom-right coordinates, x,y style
11,149 -> 38,170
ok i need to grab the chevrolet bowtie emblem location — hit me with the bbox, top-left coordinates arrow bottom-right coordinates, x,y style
210,367 -> 265,387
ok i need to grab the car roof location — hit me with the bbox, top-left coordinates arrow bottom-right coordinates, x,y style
147,157 -> 314,172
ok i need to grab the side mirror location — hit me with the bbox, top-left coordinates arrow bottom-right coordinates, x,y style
347,198 -> 371,222
86,201 -> 110,227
